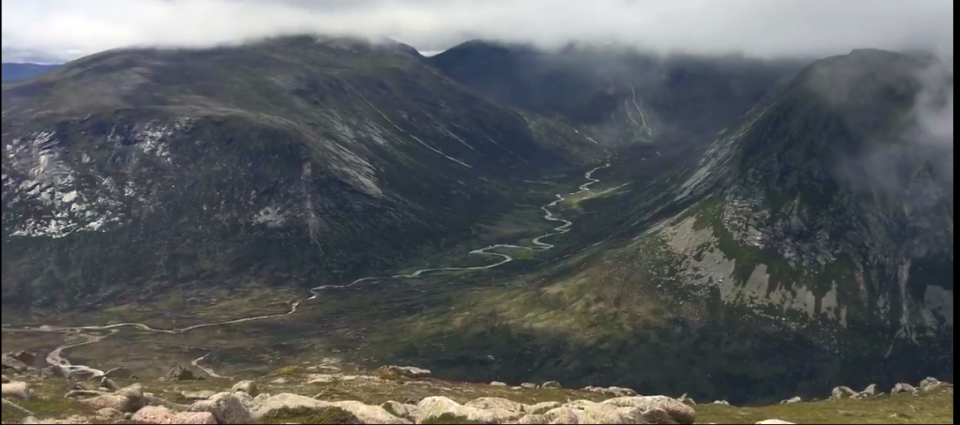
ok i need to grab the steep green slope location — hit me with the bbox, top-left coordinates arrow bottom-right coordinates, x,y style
1,35 -> 603,309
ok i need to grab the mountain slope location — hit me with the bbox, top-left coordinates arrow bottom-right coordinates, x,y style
1,63 -> 60,82
1,35 -> 603,308
368,49 -> 953,403
428,41 -> 807,145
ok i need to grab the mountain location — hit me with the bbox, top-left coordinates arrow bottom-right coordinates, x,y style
369,49 -> 953,403
428,41 -> 808,145
0,37 -> 952,407
1,63 -> 61,82
1,35 -> 603,308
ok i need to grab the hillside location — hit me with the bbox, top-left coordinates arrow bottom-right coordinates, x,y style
1,35 -> 604,309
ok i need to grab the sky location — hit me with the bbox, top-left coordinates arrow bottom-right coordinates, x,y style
1,0 -> 954,63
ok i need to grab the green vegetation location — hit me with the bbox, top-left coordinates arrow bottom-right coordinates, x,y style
697,386 -> 954,424
256,406 -> 361,424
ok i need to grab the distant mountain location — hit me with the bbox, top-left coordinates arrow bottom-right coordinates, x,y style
428,40 -> 808,145
1,63 -> 61,82
1,35 -> 602,308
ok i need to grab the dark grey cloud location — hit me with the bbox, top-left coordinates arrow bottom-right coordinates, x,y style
1,0 -> 954,62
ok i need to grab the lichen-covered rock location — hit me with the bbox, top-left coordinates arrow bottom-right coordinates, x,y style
250,393 -> 326,420
600,396 -> 696,424
132,405 -> 175,424
381,400 -> 418,422
187,391 -> 254,424
231,380 -> 259,397
520,382 -> 538,389
524,401 -> 562,414
96,407 -> 124,419
165,412 -> 218,424
416,396 -> 521,423
490,381 -> 508,387
853,384 -> 877,399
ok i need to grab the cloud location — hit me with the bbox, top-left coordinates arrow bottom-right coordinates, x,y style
1,0 -> 954,62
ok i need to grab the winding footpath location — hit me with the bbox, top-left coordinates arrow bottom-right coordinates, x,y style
4,161 -> 610,379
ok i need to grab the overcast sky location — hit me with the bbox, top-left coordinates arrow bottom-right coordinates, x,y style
1,0 -> 954,63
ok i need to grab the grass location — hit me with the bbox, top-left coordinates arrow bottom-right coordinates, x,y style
255,406 -> 361,424
696,386 -> 954,424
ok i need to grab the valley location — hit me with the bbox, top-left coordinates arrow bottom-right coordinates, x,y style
1,35 -> 954,417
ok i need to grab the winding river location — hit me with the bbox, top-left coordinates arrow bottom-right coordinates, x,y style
6,161 -> 610,379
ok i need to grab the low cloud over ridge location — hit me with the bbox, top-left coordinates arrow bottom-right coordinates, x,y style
1,0 -> 954,62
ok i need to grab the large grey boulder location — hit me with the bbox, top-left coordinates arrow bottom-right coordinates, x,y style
187,391 -> 254,424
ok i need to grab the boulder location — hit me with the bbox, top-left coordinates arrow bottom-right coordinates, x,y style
1,356 -> 28,372
541,407 -> 584,424
81,383 -> 147,413
165,366 -> 196,381
249,393 -> 325,420
231,380 -> 259,397
678,393 -> 696,407
607,386 -> 638,397
540,381 -> 561,389
712,400 -> 731,405
524,401 -> 562,414
581,404 -> 648,424
465,397 -> 525,412
600,396 -> 696,424
181,390 -> 217,401
333,400 -> 411,424
165,412 -> 218,424
96,407 -> 124,419
853,384 -> 877,399
132,405 -> 175,424
381,400 -> 418,422
104,367 -> 133,379
187,391 -> 254,424
779,396 -> 801,405
920,377 -> 944,392
756,420 -> 795,424
891,383 -> 918,395
830,386 -> 856,401
416,396 -> 521,423
520,382 -> 538,389
377,365 -> 431,381
490,381 -> 508,387
1,381 -> 33,400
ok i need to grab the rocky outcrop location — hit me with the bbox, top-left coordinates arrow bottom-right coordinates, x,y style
80,383 -> 148,413
540,381 -> 561,389
891,383 -> 918,395
581,386 -> 638,397
131,405 -> 175,424
377,365 -> 432,381
186,391 -> 254,424
231,380 -> 259,397
830,386 -> 857,401
416,396 -> 522,423
779,396 -> 801,404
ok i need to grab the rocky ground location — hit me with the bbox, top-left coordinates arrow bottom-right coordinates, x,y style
1,351 -> 954,424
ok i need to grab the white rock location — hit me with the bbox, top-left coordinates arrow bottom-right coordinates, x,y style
465,397 -> 525,412
333,400 -> 411,424
381,400 -> 418,422
756,420 -> 795,424
489,381 -> 508,387
416,396 -> 522,423
131,405 -> 174,424
1,381 -> 32,400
